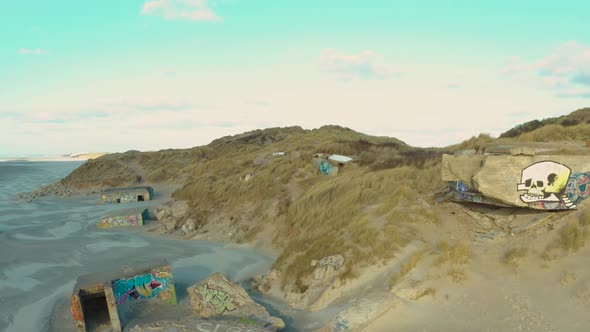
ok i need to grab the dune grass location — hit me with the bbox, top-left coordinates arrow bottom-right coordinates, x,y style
560,222 -> 587,252
503,247 -> 527,271
433,241 -> 471,282
390,250 -> 424,289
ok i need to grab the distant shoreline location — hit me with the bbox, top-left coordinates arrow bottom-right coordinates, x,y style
0,153 -> 108,163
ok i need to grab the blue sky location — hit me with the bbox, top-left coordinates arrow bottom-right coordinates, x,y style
1,0 -> 590,155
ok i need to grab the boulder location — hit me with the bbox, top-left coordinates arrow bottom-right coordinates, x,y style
283,255 -> 346,311
163,219 -> 176,231
251,269 -> 281,294
187,273 -> 285,331
181,219 -> 196,235
170,200 -> 189,218
156,208 -> 169,221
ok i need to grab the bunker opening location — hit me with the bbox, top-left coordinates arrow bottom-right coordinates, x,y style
80,291 -> 112,332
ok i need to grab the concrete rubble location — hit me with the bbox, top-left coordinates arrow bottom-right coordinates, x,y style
188,273 -> 285,331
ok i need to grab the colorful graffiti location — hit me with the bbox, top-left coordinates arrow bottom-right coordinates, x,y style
97,213 -> 143,228
450,181 -> 471,193
319,160 -> 336,175
517,161 -> 590,210
113,271 -> 175,304
193,284 -> 239,314
565,173 -> 590,207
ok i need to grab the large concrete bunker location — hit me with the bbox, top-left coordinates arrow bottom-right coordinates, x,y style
101,186 -> 154,204
70,260 -> 177,332
441,143 -> 590,210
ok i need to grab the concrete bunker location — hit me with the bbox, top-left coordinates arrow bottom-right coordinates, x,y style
312,153 -> 353,176
101,186 -> 154,204
97,208 -> 149,228
71,260 -> 177,332
440,143 -> 590,210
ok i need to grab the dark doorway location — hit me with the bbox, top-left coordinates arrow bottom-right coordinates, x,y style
116,198 -> 121,203
82,292 -> 112,332
137,195 -> 144,202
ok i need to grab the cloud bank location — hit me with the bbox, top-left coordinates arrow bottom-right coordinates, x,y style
503,41 -> 590,98
319,49 -> 400,80
141,0 -> 221,21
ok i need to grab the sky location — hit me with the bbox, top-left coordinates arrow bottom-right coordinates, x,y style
1,0 -> 590,156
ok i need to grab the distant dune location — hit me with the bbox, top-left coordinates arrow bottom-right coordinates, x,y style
68,152 -> 109,160
0,153 -> 109,162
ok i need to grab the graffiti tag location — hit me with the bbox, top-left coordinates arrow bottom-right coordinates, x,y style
334,318 -> 350,331
194,284 -> 239,314
113,272 -> 170,304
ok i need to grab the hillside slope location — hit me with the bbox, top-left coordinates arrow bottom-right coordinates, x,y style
49,107 -> 590,307
56,126 -> 442,295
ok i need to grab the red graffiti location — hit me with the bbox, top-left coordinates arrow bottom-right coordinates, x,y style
70,295 -> 83,322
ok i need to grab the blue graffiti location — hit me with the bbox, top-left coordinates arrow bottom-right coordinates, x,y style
565,172 -> 590,207
113,273 -> 171,304
319,160 -> 334,175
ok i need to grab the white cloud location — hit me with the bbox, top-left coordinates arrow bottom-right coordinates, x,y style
141,0 -> 221,22
17,48 -> 46,55
319,49 -> 400,80
502,41 -> 590,98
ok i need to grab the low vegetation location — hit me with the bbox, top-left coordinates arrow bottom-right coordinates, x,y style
542,221 -> 589,261
579,209 -> 590,227
434,242 -> 471,282
503,247 -> 527,271
390,251 -> 424,289
499,107 -> 590,139
560,223 -> 587,252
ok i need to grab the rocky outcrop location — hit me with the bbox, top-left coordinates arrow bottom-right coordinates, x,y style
156,200 -> 190,233
311,255 -> 345,280
318,290 -> 400,332
187,273 -> 285,331
251,269 -> 281,294
181,219 -> 196,235
17,182 -> 75,202
284,255 -> 346,311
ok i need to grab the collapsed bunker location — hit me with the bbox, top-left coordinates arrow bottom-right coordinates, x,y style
70,260 -> 177,332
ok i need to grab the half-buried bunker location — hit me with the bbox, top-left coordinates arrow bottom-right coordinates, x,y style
96,208 -> 149,229
70,260 -> 177,332
101,186 -> 154,204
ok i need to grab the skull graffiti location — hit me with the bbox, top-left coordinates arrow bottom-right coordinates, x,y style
517,161 -> 571,203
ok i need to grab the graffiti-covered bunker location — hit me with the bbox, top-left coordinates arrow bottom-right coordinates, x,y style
312,153 -> 354,176
442,145 -> 590,210
97,208 -> 149,229
70,260 -> 177,332
101,186 -> 154,204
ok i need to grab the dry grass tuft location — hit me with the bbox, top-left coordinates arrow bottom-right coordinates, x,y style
434,242 -> 471,282
435,242 -> 471,266
503,248 -> 527,271
579,210 -> 590,227
390,251 -> 424,288
412,287 -> 436,300
560,223 -> 588,252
